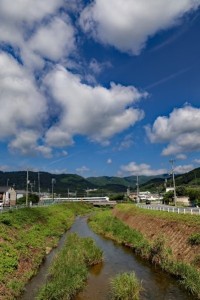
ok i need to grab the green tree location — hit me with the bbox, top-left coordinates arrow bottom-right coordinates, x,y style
176,186 -> 187,196
17,194 -> 39,205
163,191 -> 174,204
187,188 -> 200,206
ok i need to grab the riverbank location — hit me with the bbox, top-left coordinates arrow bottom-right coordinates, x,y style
0,203 -> 93,299
113,204 -> 200,265
89,206 -> 200,298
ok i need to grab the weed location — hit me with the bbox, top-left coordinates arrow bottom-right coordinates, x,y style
110,272 -> 141,300
192,255 -> 200,269
0,203 -> 95,299
149,236 -> 171,266
89,210 -> 200,299
188,233 -> 200,245
37,233 -> 103,300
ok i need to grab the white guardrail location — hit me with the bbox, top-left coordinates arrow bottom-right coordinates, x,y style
137,204 -> 200,215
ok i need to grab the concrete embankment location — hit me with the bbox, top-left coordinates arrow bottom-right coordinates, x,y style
112,204 -> 200,265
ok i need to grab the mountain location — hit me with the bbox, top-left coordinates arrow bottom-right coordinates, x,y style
140,168 -> 200,192
1,167 -> 199,196
87,175 -> 167,189
0,171 -> 95,196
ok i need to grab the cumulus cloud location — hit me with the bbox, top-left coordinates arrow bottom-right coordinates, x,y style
80,0 -> 200,55
0,52 -> 47,154
29,17 -> 75,62
0,0 -> 62,23
146,106 -> 200,156
174,164 -> 194,174
44,66 -> 147,147
0,0 -> 76,70
119,162 -> 167,176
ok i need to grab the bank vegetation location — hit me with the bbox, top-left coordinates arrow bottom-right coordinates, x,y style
89,205 -> 200,299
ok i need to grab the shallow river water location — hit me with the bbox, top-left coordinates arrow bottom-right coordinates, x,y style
21,216 -> 194,300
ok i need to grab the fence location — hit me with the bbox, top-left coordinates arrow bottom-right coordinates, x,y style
0,201 -> 53,214
137,204 -> 200,215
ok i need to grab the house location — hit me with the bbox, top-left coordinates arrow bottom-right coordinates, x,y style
0,186 -> 17,206
176,196 -> 190,206
16,190 -> 27,200
128,191 -> 163,203
166,187 -> 174,193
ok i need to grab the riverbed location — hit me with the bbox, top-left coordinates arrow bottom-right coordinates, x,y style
21,216 -> 194,300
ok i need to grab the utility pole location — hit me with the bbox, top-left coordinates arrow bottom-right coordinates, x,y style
136,175 -> 140,203
169,159 -> 177,206
26,170 -> 29,207
52,178 -> 56,201
7,178 -> 9,187
38,172 -> 40,201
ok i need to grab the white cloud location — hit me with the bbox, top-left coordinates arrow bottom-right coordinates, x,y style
89,58 -> 111,75
194,159 -> 200,164
146,105 -> 200,156
118,134 -> 134,151
0,1 -> 76,70
49,168 -> 68,174
44,66 -> 147,147
61,150 -> 68,156
0,53 -> 47,155
0,0 -> 62,23
76,166 -> 90,175
9,131 -> 52,158
119,161 -> 167,176
107,158 -> 112,164
0,165 -> 10,172
29,17 -> 75,62
176,154 -> 187,160
174,164 -> 194,174
80,0 -> 200,55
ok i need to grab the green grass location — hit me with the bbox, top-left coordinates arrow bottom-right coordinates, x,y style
37,233 -> 103,300
0,202 -> 95,299
116,204 -> 200,226
89,210 -> 200,299
110,272 -> 141,300
188,233 -> 200,245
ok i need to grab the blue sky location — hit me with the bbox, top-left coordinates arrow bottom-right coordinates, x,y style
0,0 -> 200,177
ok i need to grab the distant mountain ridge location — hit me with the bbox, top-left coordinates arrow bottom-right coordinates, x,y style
86,175 -> 167,189
0,167 -> 199,195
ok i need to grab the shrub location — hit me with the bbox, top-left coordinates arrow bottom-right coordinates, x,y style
110,272 -> 141,300
149,236 -> 171,266
188,233 -> 200,245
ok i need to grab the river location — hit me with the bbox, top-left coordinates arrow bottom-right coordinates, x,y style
21,216 -> 194,300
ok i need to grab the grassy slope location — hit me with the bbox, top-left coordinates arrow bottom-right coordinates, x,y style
0,203 -> 93,299
116,204 -> 200,225
89,207 -> 200,299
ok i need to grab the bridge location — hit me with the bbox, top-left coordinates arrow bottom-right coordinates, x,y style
40,196 -> 117,207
